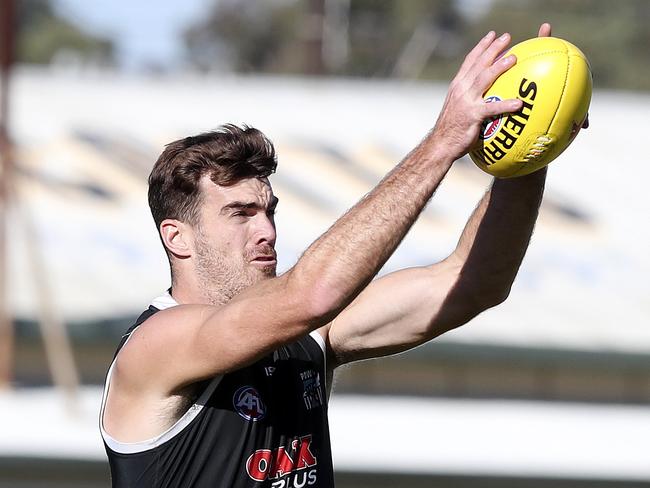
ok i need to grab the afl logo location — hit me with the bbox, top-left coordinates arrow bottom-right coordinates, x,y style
233,386 -> 266,422
480,96 -> 503,140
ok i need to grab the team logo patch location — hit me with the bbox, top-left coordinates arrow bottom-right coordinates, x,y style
301,369 -> 324,411
233,386 -> 266,421
480,96 -> 503,140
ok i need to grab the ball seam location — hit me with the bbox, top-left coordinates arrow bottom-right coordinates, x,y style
509,48 -> 571,178
502,49 -> 568,177
513,48 -> 568,65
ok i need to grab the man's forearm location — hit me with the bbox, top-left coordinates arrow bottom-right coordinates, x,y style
451,168 -> 546,306
282,31 -> 524,324
293,135 -> 455,320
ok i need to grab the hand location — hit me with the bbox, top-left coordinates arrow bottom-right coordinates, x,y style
430,32 -> 523,162
538,22 -> 589,129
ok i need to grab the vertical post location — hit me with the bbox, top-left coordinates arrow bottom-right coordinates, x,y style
0,0 -> 15,389
21,204 -> 80,410
322,0 -> 350,73
303,0 -> 325,75
0,0 -> 79,405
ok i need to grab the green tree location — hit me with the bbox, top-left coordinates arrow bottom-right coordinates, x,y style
183,0 -> 465,76
16,0 -> 114,65
346,0 -> 463,77
467,0 -> 650,91
182,0 -> 650,91
183,0 -> 303,73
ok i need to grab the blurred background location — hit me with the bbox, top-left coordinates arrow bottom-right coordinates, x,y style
0,0 -> 649,486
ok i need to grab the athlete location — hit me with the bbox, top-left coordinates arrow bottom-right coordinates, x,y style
100,24 -> 585,487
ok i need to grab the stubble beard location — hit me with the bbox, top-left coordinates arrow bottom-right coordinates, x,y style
194,229 -> 276,306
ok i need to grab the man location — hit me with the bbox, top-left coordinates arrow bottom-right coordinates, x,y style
100,24 -> 583,487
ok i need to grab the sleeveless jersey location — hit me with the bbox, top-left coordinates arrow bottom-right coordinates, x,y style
100,292 -> 335,488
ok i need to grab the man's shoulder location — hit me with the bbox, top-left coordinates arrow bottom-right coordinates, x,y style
109,305 -> 207,396
120,303 -> 213,355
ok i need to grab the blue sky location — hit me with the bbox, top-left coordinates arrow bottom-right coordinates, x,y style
54,0 -> 215,69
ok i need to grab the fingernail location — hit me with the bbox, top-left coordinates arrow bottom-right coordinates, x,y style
485,31 -> 495,39
502,54 -> 516,64
499,33 -> 509,41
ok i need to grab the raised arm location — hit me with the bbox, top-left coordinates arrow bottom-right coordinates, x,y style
325,23 -> 567,366
114,31 -> 522,394
326,168 -> 546,366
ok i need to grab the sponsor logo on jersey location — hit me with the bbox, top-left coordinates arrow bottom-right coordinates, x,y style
300,369 -> 324,411
246,434 -> 318,487
480,96 -> 503,140
233,386 -> 266,422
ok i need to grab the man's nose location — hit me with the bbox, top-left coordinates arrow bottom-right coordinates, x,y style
253,214 -> 277,247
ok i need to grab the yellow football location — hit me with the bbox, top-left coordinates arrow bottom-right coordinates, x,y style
469,36 -> 592,178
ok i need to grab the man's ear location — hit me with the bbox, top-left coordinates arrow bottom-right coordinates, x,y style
160,219 -> 193,258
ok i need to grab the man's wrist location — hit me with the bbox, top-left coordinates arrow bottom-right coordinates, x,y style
494,166 -> 547,187
415,134 -> 458,172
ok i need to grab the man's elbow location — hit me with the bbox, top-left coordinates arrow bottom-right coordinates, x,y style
466,284 -> 512,322
425,275 -> 512,338
447,279 -> 512,329
302,287 -> 342,325
285,269 -> 349,327
436,289 -> 507,337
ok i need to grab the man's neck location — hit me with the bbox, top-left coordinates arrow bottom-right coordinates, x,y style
169,279 -> 233,307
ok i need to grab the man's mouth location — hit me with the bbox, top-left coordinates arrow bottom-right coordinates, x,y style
250,254 -> 277,265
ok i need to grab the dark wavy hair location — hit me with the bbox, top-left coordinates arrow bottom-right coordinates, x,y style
148,124 -> 277,234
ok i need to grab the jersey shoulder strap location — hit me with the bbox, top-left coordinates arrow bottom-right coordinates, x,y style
111,305 -> 159,361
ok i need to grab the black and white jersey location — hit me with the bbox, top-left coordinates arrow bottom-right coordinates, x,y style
100,292 -> 335,488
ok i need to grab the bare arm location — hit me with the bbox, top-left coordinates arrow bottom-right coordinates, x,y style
115,31 -> 522,394
453,169 -> 546,305
325,23 -> 560,366
326,169 -> 546,365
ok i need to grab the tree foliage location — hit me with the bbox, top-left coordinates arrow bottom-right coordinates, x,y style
183,0 -> 650,91
183,0 -> 302,73
15,0 -> 114,65
468,0 -> 650,91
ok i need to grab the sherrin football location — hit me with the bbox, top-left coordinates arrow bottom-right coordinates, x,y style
470,37 -> 592,178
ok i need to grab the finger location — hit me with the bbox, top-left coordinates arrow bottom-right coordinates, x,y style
482,98 -> 523,119
476,54 -> 517,93
474,32 -> 513,73
538,22 -> 552,37
456,31 -> 496,79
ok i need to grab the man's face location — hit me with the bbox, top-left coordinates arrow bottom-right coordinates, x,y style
192,175 -> 278,304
